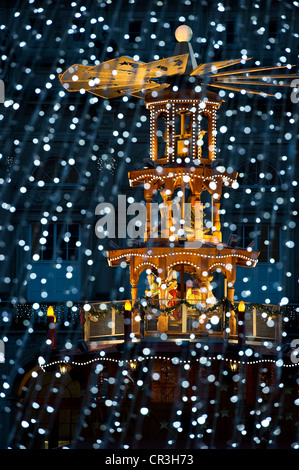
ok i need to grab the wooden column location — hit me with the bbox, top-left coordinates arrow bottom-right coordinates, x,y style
160,192 -> 171,239
157,274 -> 168,332
207,114 -> 213,162
144,197 -> 152,242
151,108 -> 158,161
213,201 -> 222,242
224,276 -> 228,298
144,184 -> 155,242
131,285 -> 138,301
194,198 -> 204,241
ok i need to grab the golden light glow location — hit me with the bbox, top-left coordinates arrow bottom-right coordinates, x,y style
175,25 -> 193,42
125,300 -> 132,311
59,364 -> 69,375
47,305 -> 56,322
129,361 -> 137,370
238,301 -> 246,312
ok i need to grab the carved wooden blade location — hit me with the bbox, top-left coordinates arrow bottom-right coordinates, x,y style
210,64 -> 293,78
208,83 -> 275,96
190,57 -> 252,76
140,54 -> 188,77
59,54 -> 188,98
59,57 -> 143,92
215,79 -> 295,87
218,74 -> 298,80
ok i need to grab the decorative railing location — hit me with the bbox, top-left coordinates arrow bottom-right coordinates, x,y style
84,299 -> 282,345
2,299 -> 285,346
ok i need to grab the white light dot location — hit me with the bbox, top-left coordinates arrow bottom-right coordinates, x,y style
261,418 -> 271,428
210,315 -> 219,325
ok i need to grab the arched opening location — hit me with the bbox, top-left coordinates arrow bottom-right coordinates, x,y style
135,264 -> 159,300
200,190 -> 213,235
166,263 -> 198,302
197,113 -> 209,161
210,267 -> 227,300
157,111 -> 167,159
12,366 -> 83,449
175,110 -> 193,162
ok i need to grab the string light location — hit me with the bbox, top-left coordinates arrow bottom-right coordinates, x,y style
146,98 -> 221,164
39,353 -> 298,372
129,169 -> 237,186
108,249 -> 258,265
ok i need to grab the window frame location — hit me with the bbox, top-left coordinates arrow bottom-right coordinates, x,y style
30,222 -> 81,263
235,223 -> 281,264
237,161 -> 282,189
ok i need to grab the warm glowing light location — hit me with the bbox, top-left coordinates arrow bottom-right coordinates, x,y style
47,306 -> 56,322
175,25 -> 193,42
238,301 -> 245,312
59,363 -> 69,375
125,300 -> 132,311
129,361 -> 137,370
